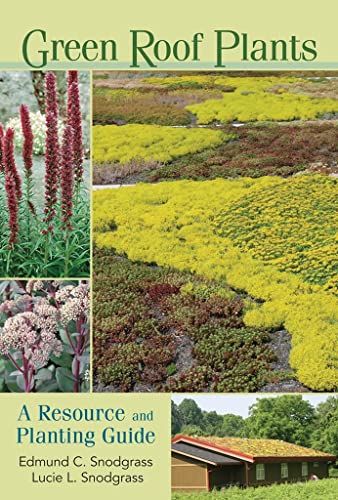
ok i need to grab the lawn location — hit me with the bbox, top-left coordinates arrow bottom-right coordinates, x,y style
172,478 -> 338,500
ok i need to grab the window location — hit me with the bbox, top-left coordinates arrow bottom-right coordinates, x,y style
256,464 -> 265,481
302,462 -> 308,477
281,463 -> 288,478
313,462 -> 319,468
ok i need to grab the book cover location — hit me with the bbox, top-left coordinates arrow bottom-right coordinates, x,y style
0,1 -> 337,499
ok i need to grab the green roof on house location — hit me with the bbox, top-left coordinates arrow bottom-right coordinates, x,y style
172,435 -> 336,462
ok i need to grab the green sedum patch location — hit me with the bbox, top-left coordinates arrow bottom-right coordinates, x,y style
93,250 -> 277,393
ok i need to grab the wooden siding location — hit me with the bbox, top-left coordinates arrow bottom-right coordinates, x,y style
210,464 -> 245,489
248,461 -> 329,486
172,453 -> 330,490
172,452 -> 208,491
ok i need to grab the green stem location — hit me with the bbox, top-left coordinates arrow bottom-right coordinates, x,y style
75,182 -> 79,206
25,175 -> 31,239
44,231 -> 50,277
6,249 -> 12,276
64,231 -> 70,277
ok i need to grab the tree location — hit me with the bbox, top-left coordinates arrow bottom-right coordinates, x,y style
219,414 -> 245,437
243,395 -> 315,446
180,425 -> 206,437
202,410 -> 224,435
171,401 -> 182,436
311,396 -> 338,455
179,399 -> 204,427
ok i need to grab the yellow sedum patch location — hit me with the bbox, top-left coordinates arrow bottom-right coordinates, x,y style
186,93 -> 338,124
143,75 -> 302,92
92,124 -> 233,164
143,75 -> 338,123
215,175 -> 338,292
93,176 -> 338,391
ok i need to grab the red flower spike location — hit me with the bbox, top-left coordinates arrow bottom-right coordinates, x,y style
0,124 -> 4,173
61,125 -> 74,231
20,105 -> 34,176
45,72 -> 58,118
3,128 -> 22,200
5,171 -> 19,248
43,67 -> 61,232
67,71 -> 78,86
43,111 -> 59,230
67,74 -> 83,185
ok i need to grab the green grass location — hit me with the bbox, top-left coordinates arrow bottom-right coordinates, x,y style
172,478 -> 338,500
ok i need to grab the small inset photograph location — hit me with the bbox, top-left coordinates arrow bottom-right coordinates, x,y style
171,394 -> 337,497
0,71 -> 90,278
92,71 -> 338,393
0,280 -> 90,393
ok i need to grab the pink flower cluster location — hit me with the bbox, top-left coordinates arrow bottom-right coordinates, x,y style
0,280 -> 89,393
56,283 -> 90,324
0,311 -> 62,370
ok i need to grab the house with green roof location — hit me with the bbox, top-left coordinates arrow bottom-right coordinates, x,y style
172,435 -> 336,491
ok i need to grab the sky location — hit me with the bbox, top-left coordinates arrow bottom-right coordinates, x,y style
172,394 -> 333,418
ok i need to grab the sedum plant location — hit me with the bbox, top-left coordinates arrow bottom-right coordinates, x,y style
186,92 -> 338,124
93,124 -> 235,165
93,175 -> 338,391
0,280 -> 90,393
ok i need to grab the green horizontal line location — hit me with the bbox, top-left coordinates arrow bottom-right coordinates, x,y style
0,61 -> 337,70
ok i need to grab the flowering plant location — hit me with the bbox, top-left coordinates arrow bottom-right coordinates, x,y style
0,70 -> 89,277
0,280 -> 90,393
6,111 -> 64,155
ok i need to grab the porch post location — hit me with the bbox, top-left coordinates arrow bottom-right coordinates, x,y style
206,467 -> 211,491
245,463 -> 249,487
